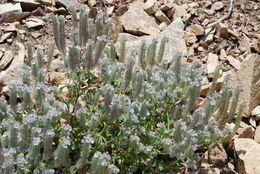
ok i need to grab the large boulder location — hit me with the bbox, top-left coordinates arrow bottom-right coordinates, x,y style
116,18 -> 187,63
231,54 -> 260,116
234,138 -> 260,174
119,1 -> 160,35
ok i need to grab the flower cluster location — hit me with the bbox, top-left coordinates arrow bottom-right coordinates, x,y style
0,7 -> 244,174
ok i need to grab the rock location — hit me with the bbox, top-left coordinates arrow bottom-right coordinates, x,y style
208,143 -> 228,167
203,28 -> 215,44
143,0 -> 158,15
255,126 -> 260,144
199,167 -> 221,174
252,106 -> 260,121
249,117 -> 256,128
58,85 -> 70,98
239,36 -> 251,53
155,10 -> 171,24
0,3 -> 22,14
216,23 -> 229,38
31,32 -> 42,39
0,3 -> 29,23
49,58 -> 64,71
0,32 -> 13,44
47,72 -> 66,85
88,0 -> 96,8
172,5 -> 187,20
55,7 -> 67,14
202,19 -> 210,26
228,29 -> 239,40
200,84 -> 209,97
116,18 -> 187,63
120,1 -> 160,35
12,0 -> 42,11
32,7 -> 45,17
115,5 -> 128,16
237,126 -> 255,138
41,0 -> 54,6
207,53 -> 219,78
211,2 -> 224,12
0,51 -> 3,59
184,32 -> 197,44
231,54 -> 260,116
219,49 -> 227,61
4,23 -> 18,32
56,0 -> 81,10
159,22 -> 167,31
226,56 -> 241,70
234,138 -> 260,174
186,24 -> 204,36
25,17 -> 45,29
106,6 -> 114,16
0,51 -> 14,70
0,42 -> 24,87
160,3 -> 174,11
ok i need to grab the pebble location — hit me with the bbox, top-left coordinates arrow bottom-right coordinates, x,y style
207,53 -> 219,78
186,24 -> 204,36
211,2 -> 224,12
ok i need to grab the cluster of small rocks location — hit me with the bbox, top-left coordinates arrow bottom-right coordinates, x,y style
0,0 -> 260,173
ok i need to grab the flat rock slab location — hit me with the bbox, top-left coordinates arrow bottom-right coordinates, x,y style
56,0 -> 81,10
0,42 -> 25,87
231,54 -> 260,116
234,138 -> 260,174
0,3 -> 30,23
120,1 -> 160,35
12,0 -> 42,11
116,18 -> 187,63
25,17 -> 45,28
0,50 -> 14,70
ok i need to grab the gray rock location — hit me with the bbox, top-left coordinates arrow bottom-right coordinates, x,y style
184,31 -> 197,44
11,0 -> 42,11
159,22 -> 167,31
0,32 -> 13,44
254,126 -> 260,144
207,53 -> 219,78
226,56 -> 241,70
0,51 -> 14,70
143,0 -> 159,15
0,3 -> 30,23
231,54 -> 260,116
120,1 -> 160,35
186,24 -> 204,36
56,0 -> 81,10
155,10 -> 171,24
0,3 -> 22,14
40,0 -> 55,6
25,17 -> 45,29
116,18 -> 187,63
0,51 -> 3,59
0,42 -> 25,87
234,138 -> 260,174
172,5 -> 187,20
211,2 -> 224,11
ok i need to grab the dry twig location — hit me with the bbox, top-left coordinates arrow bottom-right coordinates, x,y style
204,0 -> 234,29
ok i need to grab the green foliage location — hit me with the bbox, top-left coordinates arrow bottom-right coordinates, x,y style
0,8 -> 244,174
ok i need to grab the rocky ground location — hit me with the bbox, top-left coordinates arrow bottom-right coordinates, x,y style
0,0 -> 259,173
